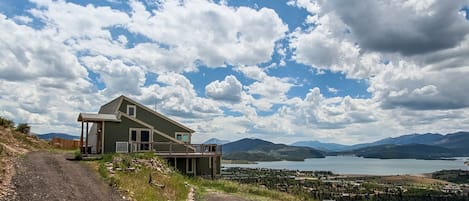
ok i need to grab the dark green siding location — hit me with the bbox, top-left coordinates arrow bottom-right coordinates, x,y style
196,156 -> 221,176
196,157 -> 211,176
119,99 -> 190,139
103,116 -> 147,153
176,158 -> 186,173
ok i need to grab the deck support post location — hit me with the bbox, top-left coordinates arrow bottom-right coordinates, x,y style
80,121 -> 84,154
85,122 -> 89,156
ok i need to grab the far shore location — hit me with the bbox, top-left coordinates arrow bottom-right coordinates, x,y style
221,159 -> 257,164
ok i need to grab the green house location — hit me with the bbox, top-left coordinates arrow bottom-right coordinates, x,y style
77,95 -> 221,177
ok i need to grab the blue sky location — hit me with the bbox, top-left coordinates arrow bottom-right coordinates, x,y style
1,0 -> 469,144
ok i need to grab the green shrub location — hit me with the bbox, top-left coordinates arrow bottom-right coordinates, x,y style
15,123 -> 30,134
0,116 -> 14,128
74,149 -> 82,160
99,163 -> 109,179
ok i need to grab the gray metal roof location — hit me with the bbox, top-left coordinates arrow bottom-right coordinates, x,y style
77,113 -> 120,122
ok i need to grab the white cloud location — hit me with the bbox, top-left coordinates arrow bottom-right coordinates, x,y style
80,55 -> 145,96
0,14 -> 87,82
29,0 -> 130,40
327,86 -> 339,94
127,0 -> 288,67
149,73 -> 223,118
205,75 -> 243,103
236,65 -> 268,81
2,0 -> 469,145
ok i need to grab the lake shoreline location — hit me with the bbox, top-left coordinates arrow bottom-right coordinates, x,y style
222,155 -> 469,175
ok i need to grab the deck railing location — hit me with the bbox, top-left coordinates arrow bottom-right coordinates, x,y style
129,141 -> 222,156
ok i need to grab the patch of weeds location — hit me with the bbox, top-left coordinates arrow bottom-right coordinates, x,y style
101,153 -> 114,163
74,149 -> 82,160
95,153 -> 189,201
131,152 -> 156,159
99,162 -> 109,179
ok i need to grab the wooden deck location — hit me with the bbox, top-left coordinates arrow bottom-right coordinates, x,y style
129,142 -> 222,158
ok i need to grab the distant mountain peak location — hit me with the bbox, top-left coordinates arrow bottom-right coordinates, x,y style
202,138 -> 230,145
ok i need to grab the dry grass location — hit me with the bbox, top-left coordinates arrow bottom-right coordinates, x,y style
90,154 -> 189,201
190,178 -> 315,201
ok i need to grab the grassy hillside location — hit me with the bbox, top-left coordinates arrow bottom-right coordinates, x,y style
432,170 -> 469,184
223,138 -> 325,161
90,153 -> 312,201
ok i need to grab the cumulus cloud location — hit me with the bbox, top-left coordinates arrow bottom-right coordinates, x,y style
0,14 -> 87,82
80,56 -> 145,96
205,75 -> 243,103
314,0 -> 469,55
281,88 -> 377,129
149,73 -> 222,118
290,0 -> 469,114
127,0 -> 288,67
3,0 -> 469,144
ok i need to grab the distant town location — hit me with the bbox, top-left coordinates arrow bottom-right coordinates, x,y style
222,167 -> 469,201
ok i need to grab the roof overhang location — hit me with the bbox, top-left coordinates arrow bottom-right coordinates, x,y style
77,113 -> 120,122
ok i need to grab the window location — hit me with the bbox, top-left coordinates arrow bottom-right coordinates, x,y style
127,105 -> 136,117
131,130 -> 137,141
176,132 -> 190,143
140,130 -> 150,151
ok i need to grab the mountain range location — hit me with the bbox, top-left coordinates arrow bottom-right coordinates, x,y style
222,138 -> 325,161
292,132 -> 469,153
212,131 -> 469,160
35,133 -> 79,141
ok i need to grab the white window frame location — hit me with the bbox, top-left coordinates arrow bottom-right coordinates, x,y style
175,132 -> 191,143
127,105 -> 136,117
129,128 -> 152,152
116,141 -> 129,153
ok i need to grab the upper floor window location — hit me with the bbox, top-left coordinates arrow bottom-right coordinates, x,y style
176,132 -> 190,143
127,105 -> 136,117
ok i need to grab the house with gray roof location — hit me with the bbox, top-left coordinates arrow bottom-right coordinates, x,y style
77,95 -> 221,177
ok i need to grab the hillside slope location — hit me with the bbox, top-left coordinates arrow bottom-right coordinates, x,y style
352,144 -> 456,159
223,138 -> 325,161
0,127 -> 50,197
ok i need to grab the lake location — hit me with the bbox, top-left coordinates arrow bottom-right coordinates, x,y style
222,156 -> 469,175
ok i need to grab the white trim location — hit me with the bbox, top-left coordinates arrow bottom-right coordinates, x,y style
175,132 -> 191,143
101,121 -> 105,153
126,105 -> 136,117
115,96 -> 124,114
119,112 -> 195,152
120,112 -> 183,144
121,96 -> 195,133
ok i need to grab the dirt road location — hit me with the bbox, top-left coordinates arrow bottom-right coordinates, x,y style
3,151 -> 125,201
